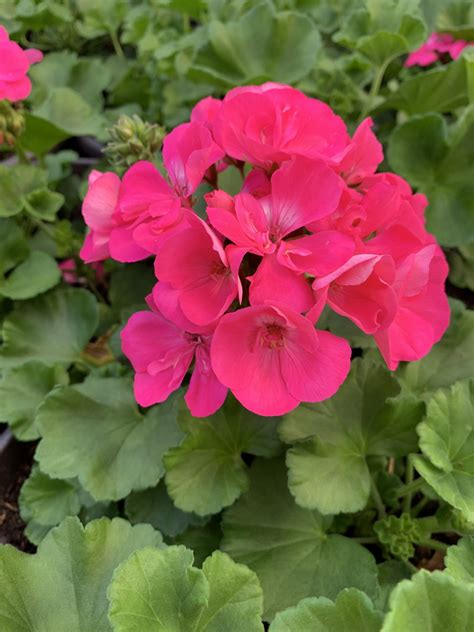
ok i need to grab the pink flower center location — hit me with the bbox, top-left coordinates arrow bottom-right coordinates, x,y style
210,260 -> 228,279
260,323 -> 285,350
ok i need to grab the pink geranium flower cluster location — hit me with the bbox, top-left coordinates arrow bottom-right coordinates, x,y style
80,83 -> 450,417
405,32 -> 472,67
0,26 -> 42,101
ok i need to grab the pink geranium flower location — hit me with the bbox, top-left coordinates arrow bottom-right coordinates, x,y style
80,161 -> 181,263
374,244 -> 450,370
121,293 -> 227,417
211,304 -> 351,416
212,84 -> 350,169
405,32 -> 472,67
0,26 -> 42,101
154,213 -> 239,326
162,121 -> 225,198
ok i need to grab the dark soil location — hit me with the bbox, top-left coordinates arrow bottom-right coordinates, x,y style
0,433 -> 36,552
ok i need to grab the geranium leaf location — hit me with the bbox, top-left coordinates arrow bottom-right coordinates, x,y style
125,481 -> 206,538
0,287 -> 99,368
0,218 -> 29,275
36,378 -> 185,501
382,570 -> 474,631
445,537 -> 474,583
164,400 -> 281,516
0,517 -> 164,632
413,380 -> 474,521
0,361 -> 68,440
269,588 -> 383,631
0,251 -> 61,300
388,111 -> 474,246
108,546 -> 264,631
221,457 -> 378,620
190,1 -> 321,86
282,358 -> 423,514
19,465 -> 82,526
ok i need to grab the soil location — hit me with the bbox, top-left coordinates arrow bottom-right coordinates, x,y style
0,432 -> 36,552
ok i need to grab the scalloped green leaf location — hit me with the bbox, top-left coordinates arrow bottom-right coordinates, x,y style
388,111 -> 474,246
382,570 -> 474,631
36,378 -> 184,501
0,218 -> 28,275
164,399 -> 281,516
108,546 -> 264,631
445,537 -> 474,583
282,358 -> 423,514
269,588 -> 383,631
413,380 -> 474,521
0,288 -> 99,368
190,1 -> 321,87
221,457 -> 378,620
19,465 -> 82,526
0,251 -> 60,300
0,361 -> 68,440
0,517 -> 164,632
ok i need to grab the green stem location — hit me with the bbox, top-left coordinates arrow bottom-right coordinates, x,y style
28,215 -> 56,240
396,477 -> 424,498
110,29 -> 124,57
371,478 -> 386,519
358,58 -> 391,123
416,538 -> 448,552
403,456 -> 415,514
411,496 -> 430,517
15,143 -> 31,165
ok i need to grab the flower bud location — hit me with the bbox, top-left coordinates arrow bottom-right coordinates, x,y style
104,114 -> 165,167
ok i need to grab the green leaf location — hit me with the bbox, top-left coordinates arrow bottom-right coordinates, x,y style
445,537 -> 474,583
269,588 -> 383,631
24,188 -> 64,221
375,560 -> 413,612
164,399 -> 281,516
175,517 -> 222,568
0,288 -> 99,368
388,111 -> 474,246
384,54 -> 474,114
0,251 -> 60,300
334,0 -> 427,66
0,164 -> 47,218
448,243 -> 474,291
108,546 -> 264,631
0,218 -> 28,276
413,380 -> 474,521
282,358 -> 423,514
397,306 -> 474,396
21,113 -> 70,155
0,361 -> 68,440
190,1 -> 321,87
382,570 -> 474,631
19,465 -> 82,526
109,263 -> 156,314
221,457 -> 378,620
0,517 -> 163,632
33,87 -> 105,137
125,481 -> 206,538
36,378 -> 184,501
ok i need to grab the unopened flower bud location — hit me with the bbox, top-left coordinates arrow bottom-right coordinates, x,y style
104,114 -> 165,168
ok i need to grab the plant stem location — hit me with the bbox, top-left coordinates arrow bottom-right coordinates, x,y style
396,477 -> 425,498
411,496 -> 430,517
28,215 -> 56,240
110,29 -> 124,57
358,58 -> 391,123
371,478 -> 386,519
403,456 -> 415,514
15,143 -> 31,164
416,538 -> 448,552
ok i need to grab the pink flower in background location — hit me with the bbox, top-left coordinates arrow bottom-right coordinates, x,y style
77,82 -> 450,417
211,304 -> 351,416
0,26 -> 42,101
59,259 -> 104,285
121,295 -> 226,417
405,32 -> 472,67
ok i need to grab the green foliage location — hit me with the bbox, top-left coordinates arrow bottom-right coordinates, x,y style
108,546 -> 265,631
374,514 -> 430,560
388,110 -> 474,246
414,380 -> 474,521
282,358 -> 423,514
